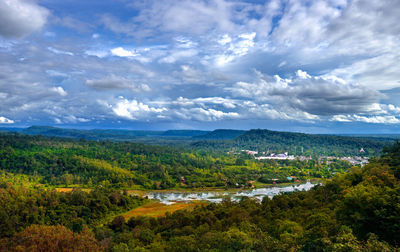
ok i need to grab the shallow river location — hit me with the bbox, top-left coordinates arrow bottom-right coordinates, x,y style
146,182 -> 317,205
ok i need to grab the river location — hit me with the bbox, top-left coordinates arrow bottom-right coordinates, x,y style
146,181 -> 317,205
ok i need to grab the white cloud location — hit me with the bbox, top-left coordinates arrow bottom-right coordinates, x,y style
296,69 -> 311,79
175,37 -> 197,49
0,116 -> 14,124
328,53 -> 400,90
177,107 -> 239,121
85,50 -> 109,58
388,104 -> 400,114
172,96 -> 238,109
331,114 -> 400,124
215,32 -> 256,66
0,0 -> 49,38
159,49 -> 198,64
229,70 -> 381,117
46,70 -> 68,78
111,47 -> 139,57
47,47 -> 74,56
112,99 -> 167,120
51,87 -> 67,96
54,118 -> 62,124
330,115 -> 352,122
64,115 -> 90,123
218,34 -> 232,45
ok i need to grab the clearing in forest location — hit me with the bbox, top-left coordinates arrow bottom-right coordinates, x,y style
122,201 -> 205,218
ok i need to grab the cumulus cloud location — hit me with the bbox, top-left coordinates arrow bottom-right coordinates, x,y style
110,0 -> 236,38
0,0 -> 49,38
331,115 -> 400,124
176,107 -> 239,121
215,32 -> 256,66
112,99 -> 167,120
0,116 -> 14,124
111,47 -> 139,57
2,0 -> 400,130
172,97 -> 238,109
50,86 -> 68,96
229,70 -> 381,116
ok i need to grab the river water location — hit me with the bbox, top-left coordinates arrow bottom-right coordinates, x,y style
146,181 -> 317,205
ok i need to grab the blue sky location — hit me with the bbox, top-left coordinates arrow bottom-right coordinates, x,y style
0,0 -> 399,133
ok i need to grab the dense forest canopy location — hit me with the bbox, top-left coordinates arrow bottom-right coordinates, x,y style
191,129 -> 394,156
0,140 -> 399,251
1,126 -> 394,156
0,133 -> 355,189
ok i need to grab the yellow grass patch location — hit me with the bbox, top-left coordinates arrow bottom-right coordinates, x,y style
55,188 -> 91,193
122,201 -> 205,219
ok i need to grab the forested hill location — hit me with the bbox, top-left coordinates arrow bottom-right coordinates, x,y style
1,141 -> 399,250
191,129 -> 394,156
96,142 -> 400,251
192,129 -> 246,140
0,133 -> 354,189
162,130 -> 210,137
1,126 -> 395,156
20,126 -> 164,140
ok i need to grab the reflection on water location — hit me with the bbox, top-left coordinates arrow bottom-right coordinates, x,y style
147,182 -> 317,205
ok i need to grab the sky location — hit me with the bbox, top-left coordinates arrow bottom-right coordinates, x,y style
0,0 -> 399,133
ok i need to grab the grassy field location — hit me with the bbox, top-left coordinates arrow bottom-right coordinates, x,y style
55,187 -> 92,193
122,201 -> 206,219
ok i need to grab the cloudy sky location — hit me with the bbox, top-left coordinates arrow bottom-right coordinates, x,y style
0,0 -> 399,133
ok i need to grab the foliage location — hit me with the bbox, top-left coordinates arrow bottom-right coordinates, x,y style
0,181 -> 146,238
0,225 -> 102,251
94,142 -> 400,251
1,135 -> 399,251
191,129 -> 392,156
0,134 -> 353,189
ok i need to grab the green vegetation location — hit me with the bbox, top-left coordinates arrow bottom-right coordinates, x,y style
3,126 -> 394,156
0,178 -> 147,238
0,133 -> 399,251
0,134 -> 352,189
192,129 -> 246,139
191,129 -> 393,156
91,142 -> 400,251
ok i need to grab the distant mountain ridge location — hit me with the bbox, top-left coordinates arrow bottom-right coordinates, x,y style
162,130 -> 210,137
192,129 -> 246,140
17,126 -> 237,140
20,126 -> 163,140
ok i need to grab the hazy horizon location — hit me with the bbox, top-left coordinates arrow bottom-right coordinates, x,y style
2,124 -> 400,135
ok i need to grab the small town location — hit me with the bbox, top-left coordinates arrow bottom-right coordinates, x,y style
242,149 -> 369,166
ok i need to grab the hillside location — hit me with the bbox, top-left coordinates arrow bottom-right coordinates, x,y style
1,126 -> 395,156
20,126 -> 163,140
191,129 -> 394,156
0,134 -> 353,189
162,130 -> 210,137
1,142 -> 399,251
192,129 -> 246,140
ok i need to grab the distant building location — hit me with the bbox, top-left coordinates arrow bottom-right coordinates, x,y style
245,150 -> 258,155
